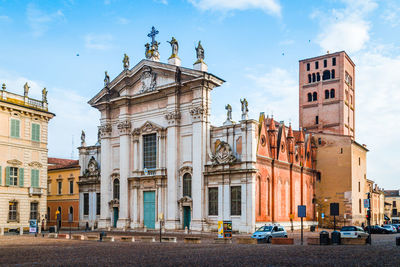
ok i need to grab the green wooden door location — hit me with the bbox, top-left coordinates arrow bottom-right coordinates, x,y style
183,206 -> 191,230
143,191 -> 155,229
113,207 -> 119,228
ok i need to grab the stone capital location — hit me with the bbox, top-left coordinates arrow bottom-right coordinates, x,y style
117,120 -> 132,135
165,110 -> 181,126
189,105 -> 206,122
99,123 -> 112,138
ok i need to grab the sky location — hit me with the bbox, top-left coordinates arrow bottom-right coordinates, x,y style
0,0 -> 399,189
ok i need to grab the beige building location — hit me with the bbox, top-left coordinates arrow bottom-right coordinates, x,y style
313,133 -> 368,227
0,83 -> 54,233
384,190 -> 400,224
365,180 -> 385,225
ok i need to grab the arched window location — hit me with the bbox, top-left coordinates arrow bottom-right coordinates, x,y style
113,179 -> 120,200
316,72 -> 321,81
331,69 -> 335,79
307,93 -> 312,102
312,73 -> 316,83
313,92 -> 317,101
325,90 -> 329,99
322,70 -> 331,80
308,74 -> 311,83
69,206 -> 73,221
183,173 -> 192,197
330,89 -> 335,98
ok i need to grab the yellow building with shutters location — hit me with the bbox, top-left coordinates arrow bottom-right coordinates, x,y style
0,82 -> 54,233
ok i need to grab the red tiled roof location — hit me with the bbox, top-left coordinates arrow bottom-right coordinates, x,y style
48,157 -> 79,170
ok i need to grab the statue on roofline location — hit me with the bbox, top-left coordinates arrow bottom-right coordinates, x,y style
225,104 -> 232,121
104,71 -> 110,87
23,82 -> 30,97
195,41 -> 204,62
42,88 -> 48,103
240,98 -> 248,119
167,37 -> 179,58
81,130 -> 86,146
123,53 -> 130,70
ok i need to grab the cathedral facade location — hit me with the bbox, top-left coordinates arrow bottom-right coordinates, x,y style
87,29 -> 317,232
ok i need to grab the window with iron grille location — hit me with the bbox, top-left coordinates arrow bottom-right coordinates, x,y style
231,186 -> 241,216
143,134 -> 157,169
84,193 -> 89,215
9,167 -> 18,186
183,173 -> 192,197
208,188 -> 218,216
9,202 -> 18,221
96,193 -> 101,215
30,202 -> 38,220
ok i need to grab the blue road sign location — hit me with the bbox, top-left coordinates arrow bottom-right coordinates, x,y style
298,205 -> 306,218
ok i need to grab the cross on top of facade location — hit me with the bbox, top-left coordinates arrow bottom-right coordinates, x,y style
147,26 -> 159,45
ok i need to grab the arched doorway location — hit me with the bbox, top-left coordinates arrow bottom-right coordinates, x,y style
113,179 -> 120,228
182,173 -> 192,230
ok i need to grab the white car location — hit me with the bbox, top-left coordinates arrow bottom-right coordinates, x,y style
340,226 -> 369,238
382,224 -> 397,233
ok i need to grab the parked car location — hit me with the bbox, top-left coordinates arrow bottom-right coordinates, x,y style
251,225 -> 288,243
391,224 -> 400,233
382,224 -> 397,233
364,225 -> 391,234
340,226 -> 369,238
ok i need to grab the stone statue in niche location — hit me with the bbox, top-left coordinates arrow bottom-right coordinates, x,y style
209,141 -> 236,164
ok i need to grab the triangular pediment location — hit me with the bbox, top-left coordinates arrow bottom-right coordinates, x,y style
132,121 -> 165,135
88,59 -> 224,107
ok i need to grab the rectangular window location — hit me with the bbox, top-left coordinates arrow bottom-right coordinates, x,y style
9,202 -> 18,221
393,209 -> 398,216
58,181 -> 62,195
306,63 -> 310,71
9,167 -> 18,186
143,133 -> 157,169
359,157 -> 361,166
393,201 -> 397,208
31,123 -> 40,142
315,61 -> 319,69
96,193 -> 101,215
30,202 -> 38,220
358,182 -> 360,192
48,181 -> 51,194
31,169 -> 39,188
84,193 -> 89,215
69,180 -> 74,194
359,199 -> 361,213
316,172 -> 321,182
10,119 -> 20,138
231,186 -> 241,216
315,116 -> 319,125
332,57 -> 336,66
208,188 -> 218,216
324,59 -> 327,67
318,138 -> 322,145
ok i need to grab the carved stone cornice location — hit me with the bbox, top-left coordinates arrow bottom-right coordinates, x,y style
117,120 -> 131,135
132,121 -> 165,136
99,123 -> 112,138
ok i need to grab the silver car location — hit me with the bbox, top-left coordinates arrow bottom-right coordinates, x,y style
251,225 -> 288,243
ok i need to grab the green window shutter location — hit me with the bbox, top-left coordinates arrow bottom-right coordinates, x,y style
19,168 -> 24,187
5,167 -> 10,186
31,169 -> 35,187
0,166 -> 2,185
34,170 -> 39,187
32,124 -> 40,141
11,119 -> 20,138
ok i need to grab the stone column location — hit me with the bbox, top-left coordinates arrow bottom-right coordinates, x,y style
99,121 -> 112,229
131,179 -> 140,228
117,119 -> 131,229
133,137 -> 139,171
223,176 -> 230,220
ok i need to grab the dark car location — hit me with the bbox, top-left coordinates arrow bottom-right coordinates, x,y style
364,225 -> 391,234
391,224 -> 400,233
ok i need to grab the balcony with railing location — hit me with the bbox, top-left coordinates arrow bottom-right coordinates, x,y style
0,83 -> 48,111
29,187 -> 43,196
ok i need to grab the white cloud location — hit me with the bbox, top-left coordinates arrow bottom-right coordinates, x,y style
26,4 -> 64,37
189,0 -> 281,16
116,17 -> 130,25
312,0 -> 377,53
381,1 -> 400,27
85,33 -> 113,50
0,69 -> 99,159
